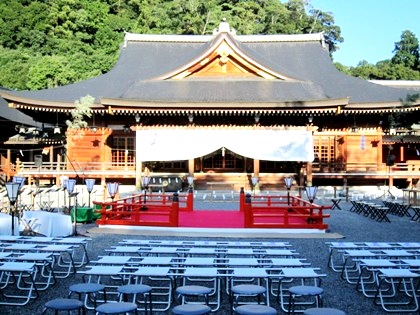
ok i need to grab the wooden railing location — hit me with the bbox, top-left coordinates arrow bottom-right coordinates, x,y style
18,161 -> 136,172
240,191 -> 331,229
94,193 -> 179,227
93,191 -> 193,227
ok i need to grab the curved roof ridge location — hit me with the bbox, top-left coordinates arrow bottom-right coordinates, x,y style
123,32 -> 325,45
123,32 -> 213,45
235,32 -> 325,44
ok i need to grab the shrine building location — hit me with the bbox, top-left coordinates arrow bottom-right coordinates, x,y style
1,20 -> 420,192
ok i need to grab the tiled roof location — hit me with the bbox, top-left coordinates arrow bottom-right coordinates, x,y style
382,135 -> 420,143
1,31 -> 418,113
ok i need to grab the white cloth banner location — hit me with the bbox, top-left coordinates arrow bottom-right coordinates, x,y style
136,129 -> 314,162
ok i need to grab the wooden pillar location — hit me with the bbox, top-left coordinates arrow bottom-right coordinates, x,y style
55,153 -> 62,185
306,163 -> 313,185
188,158 -> 194,176
388,164 -> 394,188
253,159 -> 259,176
6,149 -> 11,180
253,159 -> 260,192
135,129 -> 142,189
136,161 -> 142,189
377,139 -> 383,171
101,176 -> 106,201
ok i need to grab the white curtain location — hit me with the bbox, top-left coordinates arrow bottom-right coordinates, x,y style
136,128 -> 314,162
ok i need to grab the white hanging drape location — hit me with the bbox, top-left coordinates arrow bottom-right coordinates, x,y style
136,128 -> 314,162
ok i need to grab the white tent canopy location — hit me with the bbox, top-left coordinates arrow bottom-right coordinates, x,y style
136,127 -> 314,162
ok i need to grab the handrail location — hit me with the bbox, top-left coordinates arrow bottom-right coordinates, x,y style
243,194 -> 332,229
93,192 -> 181,227
18,161 -> 136,172
3,161 -> 419,177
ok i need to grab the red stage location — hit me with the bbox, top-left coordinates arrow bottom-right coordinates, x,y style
94,192 -> 332,230
179,210 -> 244,228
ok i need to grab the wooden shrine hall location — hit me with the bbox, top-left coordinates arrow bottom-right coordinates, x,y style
1,20 -> 420,195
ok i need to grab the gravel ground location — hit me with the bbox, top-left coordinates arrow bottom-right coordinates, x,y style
2,195 -> 420,315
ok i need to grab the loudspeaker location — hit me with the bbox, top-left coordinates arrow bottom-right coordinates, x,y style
34,155 -> 43,167
386,155 -> 395,166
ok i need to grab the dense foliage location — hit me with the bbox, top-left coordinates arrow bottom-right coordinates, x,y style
0,0 -> 343,90
0,0 -> 418,91
336,31 -> 420,80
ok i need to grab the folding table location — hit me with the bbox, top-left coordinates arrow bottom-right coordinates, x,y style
12,252 -> 56,290
326,242 -> 361,272
0,262 -> 38,305
331,198 -> 343,210
355,259 -> 397,297
37,244 -> 76,278
55,237 -> 91,266
341,250 -> 378,284
106,246 -> 142,256
374,268 -> 419,313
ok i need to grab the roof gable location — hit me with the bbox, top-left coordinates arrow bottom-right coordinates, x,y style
157,33 -> 295,81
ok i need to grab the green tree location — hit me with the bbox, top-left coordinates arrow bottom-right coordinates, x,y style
0,47 -> 33,90
0,0 -> 343,90
392,30 -> 420,71
342,31 -> 420,80
66,95 -> 94,130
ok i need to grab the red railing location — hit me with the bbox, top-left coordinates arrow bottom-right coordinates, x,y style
94,189 -> 330,229
242,192 -> 331,229
93,191 -> 194,227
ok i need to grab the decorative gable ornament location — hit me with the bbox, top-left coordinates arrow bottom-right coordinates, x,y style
213,18 -> 236,35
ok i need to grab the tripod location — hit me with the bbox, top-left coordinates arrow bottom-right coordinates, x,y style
378,166 -> 395,199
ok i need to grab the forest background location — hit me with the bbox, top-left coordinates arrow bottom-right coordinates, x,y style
1,0 -> 419,91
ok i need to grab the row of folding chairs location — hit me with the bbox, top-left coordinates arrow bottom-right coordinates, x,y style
119,238 -> 292,249
0,235 -> 91,267
326,242 -> 420,272
0,236 -> 91,305
326,241 -> 420,313
349,200 -> 391,222
77,239 -> 327,313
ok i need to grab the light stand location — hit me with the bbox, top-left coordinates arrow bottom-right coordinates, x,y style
107,182 -> 119,201
305,185 -> 318,204
12,176 -> 26,189
251,175 -> 259,196
60,176 -> 69,209
305,185 -> 318,224
187,175 -> 194,210
66,179 -> 79,236
5,182 -> 20,236
284,177 -> 293,206
187,175 -> 194,193
12,176 -> 25,218
85,178 -> 95,208
141,176 -> 150,210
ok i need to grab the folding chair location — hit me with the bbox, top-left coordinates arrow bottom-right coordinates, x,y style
276,268 -> 325,313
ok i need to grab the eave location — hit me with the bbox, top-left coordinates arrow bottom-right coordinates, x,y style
1,92 -> 106,113
343,101 -> 420,114
100,97 -> 349,115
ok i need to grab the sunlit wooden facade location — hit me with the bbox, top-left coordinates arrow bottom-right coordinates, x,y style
1,21 -> 420,191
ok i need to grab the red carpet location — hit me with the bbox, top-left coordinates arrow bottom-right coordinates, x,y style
179,210 -> 244,228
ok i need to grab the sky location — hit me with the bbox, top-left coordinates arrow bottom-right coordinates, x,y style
309,0 -> 420,67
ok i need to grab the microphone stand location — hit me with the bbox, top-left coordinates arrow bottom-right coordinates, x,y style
61,149 -> 88,237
